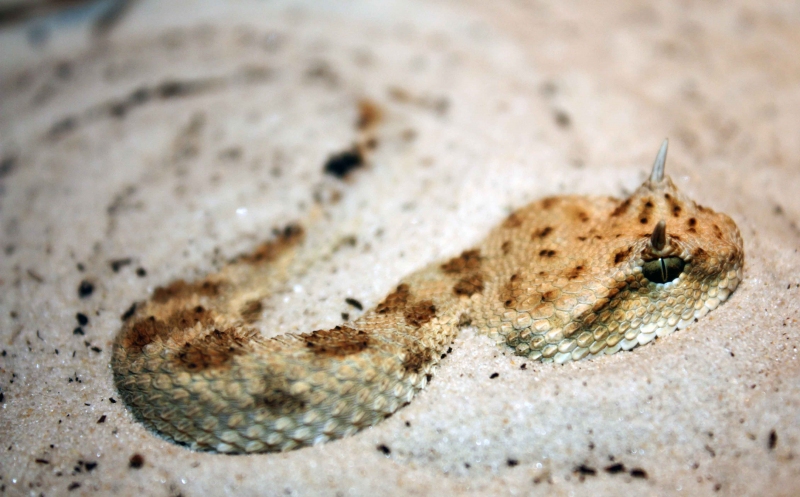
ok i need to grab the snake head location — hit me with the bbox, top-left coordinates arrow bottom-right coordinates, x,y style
584,139 -> 745,358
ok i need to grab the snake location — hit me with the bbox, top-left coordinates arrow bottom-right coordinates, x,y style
111,139 -> 744,453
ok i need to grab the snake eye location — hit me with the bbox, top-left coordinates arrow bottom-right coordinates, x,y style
642,257 -> 685,284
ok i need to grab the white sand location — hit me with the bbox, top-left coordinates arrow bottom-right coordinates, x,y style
1,0 -> 798,495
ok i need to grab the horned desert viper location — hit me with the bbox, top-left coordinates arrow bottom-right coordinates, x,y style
112,140 -> 744,453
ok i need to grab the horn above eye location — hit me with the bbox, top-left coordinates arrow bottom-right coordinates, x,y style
642,256 -> 685,284
650,219 -> 667,251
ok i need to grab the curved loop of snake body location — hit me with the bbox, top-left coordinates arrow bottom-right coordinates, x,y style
112,140 -> 744,453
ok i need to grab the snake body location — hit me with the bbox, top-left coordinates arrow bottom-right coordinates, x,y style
112,141 -> 744,453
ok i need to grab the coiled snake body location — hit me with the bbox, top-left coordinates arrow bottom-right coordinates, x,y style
112,141 -> 743,453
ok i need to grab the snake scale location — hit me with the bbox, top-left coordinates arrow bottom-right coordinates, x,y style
111,140 -> 744,453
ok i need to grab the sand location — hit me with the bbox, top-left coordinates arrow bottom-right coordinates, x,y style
1,0 -> 798,495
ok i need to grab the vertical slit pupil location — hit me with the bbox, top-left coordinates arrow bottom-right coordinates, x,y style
642,257 -> 686,284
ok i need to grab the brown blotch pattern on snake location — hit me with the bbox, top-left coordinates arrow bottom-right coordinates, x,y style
304,326 -> 371,357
